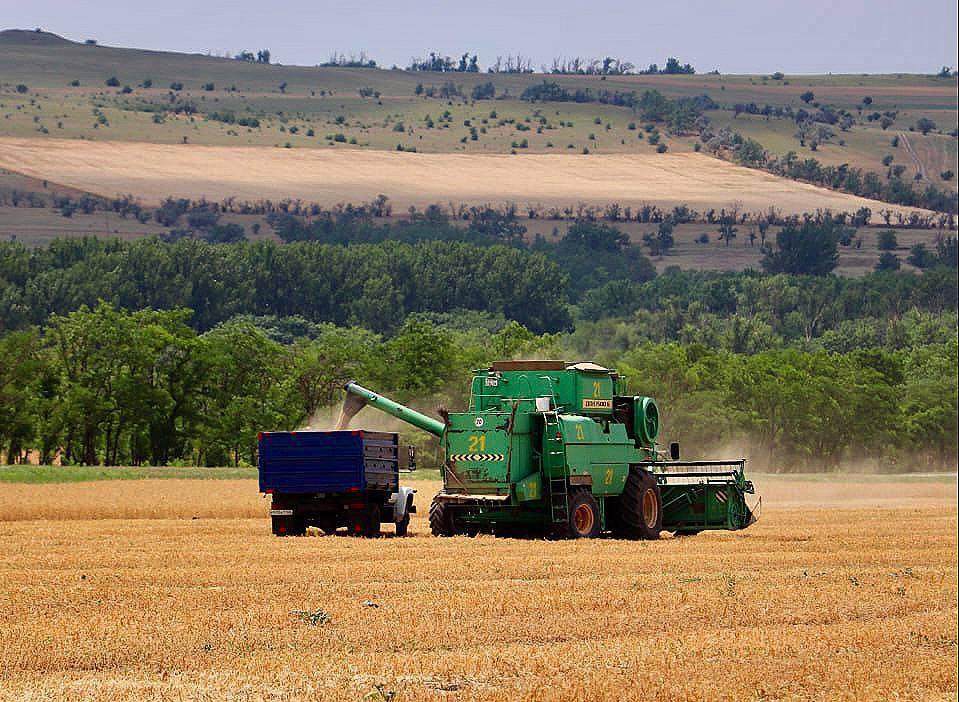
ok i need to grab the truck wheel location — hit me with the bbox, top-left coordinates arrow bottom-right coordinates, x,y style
395,496 -> 413,536
429,495 -> 454,537
364,504 -> 382,538
318,514 -> 338,535
617,467 -> 663,540
565,489 -> 601,539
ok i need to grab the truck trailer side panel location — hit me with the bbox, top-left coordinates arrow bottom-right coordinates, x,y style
258,430 -> 398,494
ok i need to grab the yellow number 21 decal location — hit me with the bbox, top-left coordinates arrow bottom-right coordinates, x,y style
604,468 -> 614,485
593,381 -> 602,398
467,435 -> 487,453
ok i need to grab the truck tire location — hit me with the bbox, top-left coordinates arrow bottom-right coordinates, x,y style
395,513 -> 410,537
617,467 -> 663,540
429,495 -> 454,537
318,514 -> 338,535
565,488 -> 601,539
395,495 -> 413,536
364,504 -> 382,538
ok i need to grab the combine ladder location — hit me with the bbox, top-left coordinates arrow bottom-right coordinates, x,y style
542,413 -> 569,524
548,477 -> 569,523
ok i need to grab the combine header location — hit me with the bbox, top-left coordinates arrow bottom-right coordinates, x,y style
340,360 -> 757,539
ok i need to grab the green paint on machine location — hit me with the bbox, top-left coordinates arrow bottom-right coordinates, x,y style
343,360 -> 757,539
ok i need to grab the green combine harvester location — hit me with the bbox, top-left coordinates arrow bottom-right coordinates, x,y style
340,360 -> 757,538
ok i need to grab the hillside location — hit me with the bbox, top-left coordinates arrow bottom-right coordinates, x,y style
0,28 -> 956,273
0,137 -> 928,218
2,29 -> 955,168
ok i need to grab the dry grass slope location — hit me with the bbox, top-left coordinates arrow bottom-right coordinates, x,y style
1,32 -> 953,228
0,137 -> 932,217
0,477 -> 955,701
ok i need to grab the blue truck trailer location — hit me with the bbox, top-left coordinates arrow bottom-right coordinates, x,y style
257,430 -> 416,537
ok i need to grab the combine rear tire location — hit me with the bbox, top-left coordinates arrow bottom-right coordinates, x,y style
429,495 -> 454,537
565,489 -> 601,539
617,467 -> 663,540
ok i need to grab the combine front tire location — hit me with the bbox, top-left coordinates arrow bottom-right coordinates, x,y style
617,467 -> 663,540
429,495 -> 454,537
565,489 -> 601,539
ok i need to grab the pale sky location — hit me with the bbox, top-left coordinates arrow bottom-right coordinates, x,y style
3,0 -> 957,74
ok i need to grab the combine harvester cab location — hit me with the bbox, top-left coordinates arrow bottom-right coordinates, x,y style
341,360 -> 757,539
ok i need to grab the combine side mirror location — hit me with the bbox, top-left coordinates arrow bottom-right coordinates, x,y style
407,445 -> 417,471
670,442 -> 680,461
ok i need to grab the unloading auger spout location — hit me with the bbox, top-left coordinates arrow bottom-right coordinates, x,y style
337,381 -> 446,437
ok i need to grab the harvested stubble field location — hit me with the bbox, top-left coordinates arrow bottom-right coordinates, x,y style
0,476 -> 956,701
0,137 -> 928,217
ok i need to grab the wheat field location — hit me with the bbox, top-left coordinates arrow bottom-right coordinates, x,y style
0,477 -> 956,701
0,137 -> 931,217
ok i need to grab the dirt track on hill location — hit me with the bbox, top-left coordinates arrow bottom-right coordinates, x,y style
0,137 -> 930,216
898,131 -> 927,181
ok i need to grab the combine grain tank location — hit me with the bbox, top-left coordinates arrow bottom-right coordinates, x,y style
340,360 -> 757,539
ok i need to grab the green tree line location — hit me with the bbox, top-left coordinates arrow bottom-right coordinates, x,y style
2,236 -> 956,342
614,340 -> 956,470
578,267 -> 957,343
0,238 -> 571,334
1,303 -> 954,471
